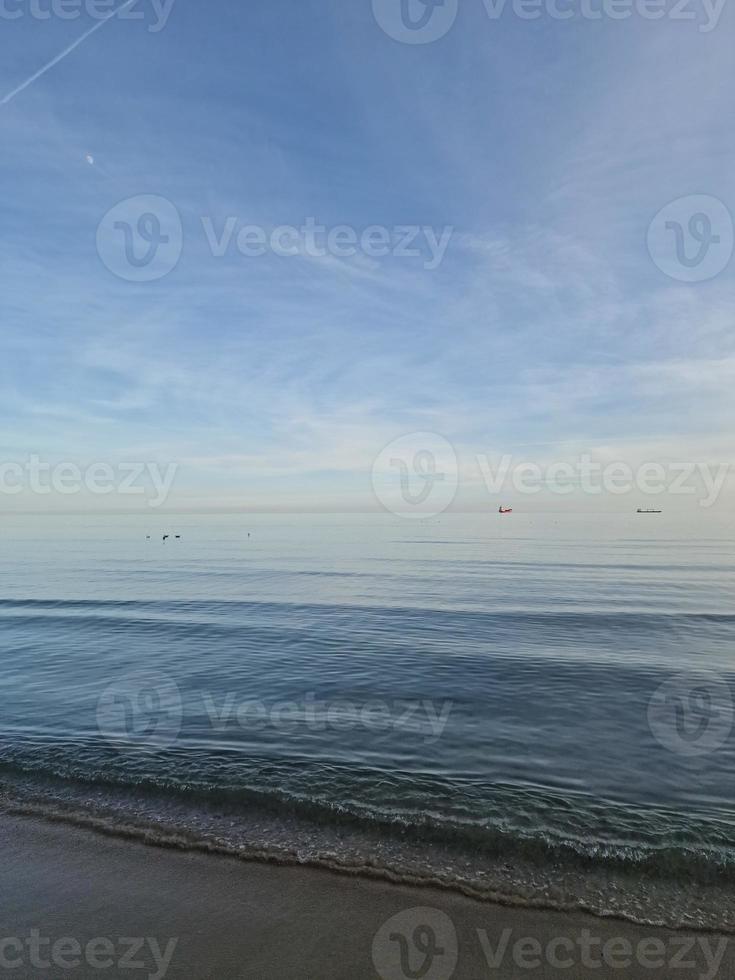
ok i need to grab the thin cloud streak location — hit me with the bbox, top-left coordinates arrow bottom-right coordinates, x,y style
1,0 -> 136,105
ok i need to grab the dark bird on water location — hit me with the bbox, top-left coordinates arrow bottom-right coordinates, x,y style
163,534 -> 169,541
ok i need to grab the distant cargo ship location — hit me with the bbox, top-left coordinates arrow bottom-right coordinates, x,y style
637,508 -> 662,514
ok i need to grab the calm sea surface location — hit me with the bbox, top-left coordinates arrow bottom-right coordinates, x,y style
1,512 -> 735,927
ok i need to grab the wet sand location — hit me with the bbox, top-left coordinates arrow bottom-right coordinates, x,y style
0,812 -> 731,979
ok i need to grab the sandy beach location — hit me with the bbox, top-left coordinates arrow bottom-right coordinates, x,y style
0,811 -> 731,980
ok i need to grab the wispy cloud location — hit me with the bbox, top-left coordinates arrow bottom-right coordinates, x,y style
1,0 -> 733,510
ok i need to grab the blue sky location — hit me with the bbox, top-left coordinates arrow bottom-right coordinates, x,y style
1,0 -> 734,512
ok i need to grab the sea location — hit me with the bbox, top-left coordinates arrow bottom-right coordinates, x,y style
1,511 -> 734,930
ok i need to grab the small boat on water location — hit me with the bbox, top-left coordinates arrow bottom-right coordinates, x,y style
637,508 -> 662,514
499,506 -> 513,514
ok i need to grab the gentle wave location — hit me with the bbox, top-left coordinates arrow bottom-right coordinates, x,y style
2,769 -> 735,933
2,755 -> 735,880
3,599 -> 735,633
3,519 -> 735,932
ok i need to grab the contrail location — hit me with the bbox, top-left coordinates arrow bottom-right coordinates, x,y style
1,0 -> 136,106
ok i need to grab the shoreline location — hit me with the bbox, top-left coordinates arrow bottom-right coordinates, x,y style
1,811 -> 734,979
3,778 -> 735,936
1,794 -> 731,936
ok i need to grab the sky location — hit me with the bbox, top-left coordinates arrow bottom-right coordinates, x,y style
1,0 -> 734,514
